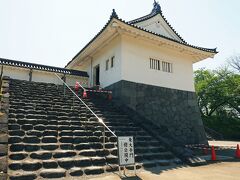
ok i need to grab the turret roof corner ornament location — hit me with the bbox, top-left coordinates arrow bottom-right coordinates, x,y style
111,9 -> 119,19
152,0 -> 162,14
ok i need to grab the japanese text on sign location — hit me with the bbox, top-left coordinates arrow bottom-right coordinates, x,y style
118,136 -> 135,166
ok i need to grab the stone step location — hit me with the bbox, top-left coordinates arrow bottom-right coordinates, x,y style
102,118 -> 137,123
135,146 -> 166,154
7,79 -> 178,179
84,166 -> 104,175
137,158 -> 180,168
104,122 -> 135,126
8,171 -> 38,180
9,142 -> 116,153
39,169 -> 66,179
99,114 -> 128,118
8,156 -> 109,170
8,131 -> 117,142
115,131 -> 148,136
9,158 -> 110,172
108,126 -> 142,132
9,124 -> 97,131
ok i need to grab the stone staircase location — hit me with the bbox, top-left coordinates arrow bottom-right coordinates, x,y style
204,126 -> 224,141
7,79 -> 180,179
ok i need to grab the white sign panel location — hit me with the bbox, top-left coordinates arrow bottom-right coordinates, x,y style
118,136 -> 135,166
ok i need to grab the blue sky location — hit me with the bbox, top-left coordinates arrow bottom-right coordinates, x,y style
0,0 -> 239,70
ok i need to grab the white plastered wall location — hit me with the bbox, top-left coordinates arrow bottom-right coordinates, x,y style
1,66 -> 88,87
65,75 -> 88,87
134,15 -> 182,42
121,35 -> 195,92
2,66 -> 29,81
82,36 -> 122,88
32,70 -> 61,85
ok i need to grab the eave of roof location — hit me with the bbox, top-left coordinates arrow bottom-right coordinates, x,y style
0,57 -> 88,77
66,9 -> 218,68
120,18 -> 218,54
65,10 -> 118,68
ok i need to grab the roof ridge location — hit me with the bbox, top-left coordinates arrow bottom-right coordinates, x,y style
128,11 -> 157,24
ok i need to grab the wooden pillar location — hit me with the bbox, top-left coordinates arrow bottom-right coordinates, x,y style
0,65 -> 4,89
29,69 -> 33,82
63,74 -> 66,82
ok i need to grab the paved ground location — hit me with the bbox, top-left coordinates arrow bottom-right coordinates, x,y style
89,161 -> 240,180
88,141 -> 240,180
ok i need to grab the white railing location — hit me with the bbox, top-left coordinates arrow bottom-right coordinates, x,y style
55,73 -> 117,151
76,81 -> 87,92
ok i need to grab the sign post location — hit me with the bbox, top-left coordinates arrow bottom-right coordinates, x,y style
117,136 -> 136,176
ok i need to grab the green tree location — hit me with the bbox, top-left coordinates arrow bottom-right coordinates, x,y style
194,68 -> 240,118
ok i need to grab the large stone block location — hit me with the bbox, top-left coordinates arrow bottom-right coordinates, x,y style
0,145 -> 7,156
2,83 -> 9,89
1,96 -> 9,104
2,93 -> 9,98
0,113 -> 7,124
0,156 -> 7,173
40,169 -> 66,179
0,124 -> 7,134
2,76 -> 10,81
0,173 -> 7,180
107,80 -> 207,145
0,134 -> 7,144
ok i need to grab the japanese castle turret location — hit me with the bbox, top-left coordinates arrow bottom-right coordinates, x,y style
66,1 -> 218,145
0,1 -> 218,147
0,2 -> 219,179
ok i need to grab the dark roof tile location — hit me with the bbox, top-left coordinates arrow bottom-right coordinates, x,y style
0,58 -> 88,77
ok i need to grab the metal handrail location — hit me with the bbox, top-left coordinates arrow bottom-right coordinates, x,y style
55,73 -> 117,137
76,81 -> 87,92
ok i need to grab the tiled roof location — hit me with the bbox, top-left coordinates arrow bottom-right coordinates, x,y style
67,6 -> 218,67
128,3 -> 186,43
123,19 -> 217,53
0,58 -> 88,77
66,13 -> 114,67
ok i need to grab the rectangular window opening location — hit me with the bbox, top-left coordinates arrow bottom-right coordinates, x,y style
111,56 -> 115,68
150,58 -> 173,73
105,59 -> 109,71
162,61 -> 172,73
149,58 -> 161,71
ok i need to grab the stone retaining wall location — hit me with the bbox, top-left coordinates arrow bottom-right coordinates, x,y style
0,77 -> 10,180
106,80 -> 207,145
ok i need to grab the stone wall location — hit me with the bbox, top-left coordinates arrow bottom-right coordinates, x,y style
106,80 -> 207,145
0,77 -> 10,180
